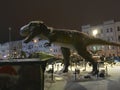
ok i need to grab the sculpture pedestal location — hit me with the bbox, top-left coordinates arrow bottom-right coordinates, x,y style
0,59 -> 47,90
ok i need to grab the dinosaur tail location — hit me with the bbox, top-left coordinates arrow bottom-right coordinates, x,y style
87,37 -> 120,47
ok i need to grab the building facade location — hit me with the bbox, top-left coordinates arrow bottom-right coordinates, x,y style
0,40 -> 22,59
0,39 -> 62,59
81,20 -> 120,56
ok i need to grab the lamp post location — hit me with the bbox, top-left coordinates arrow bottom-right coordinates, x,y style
33,39 -> 37,43
92,29 -> 98,51
50,48 -> 53,55
8,27 -> 12,59
92,29 -> 100,73
33,39 -> 38,52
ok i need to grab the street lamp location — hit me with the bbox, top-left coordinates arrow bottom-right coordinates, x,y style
92,29 -> 98,37
33,38 -> 39,52
92,29 -> 98,51
33,39 -> 37,43
50,48 -> 53,55
8,27 -> 12,59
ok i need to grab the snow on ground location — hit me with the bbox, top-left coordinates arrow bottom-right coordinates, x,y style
44,64 -> 120,90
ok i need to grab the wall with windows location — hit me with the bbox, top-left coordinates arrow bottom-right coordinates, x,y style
82,20 -> 120,56
0,39 -> 62,59
22,39 -> 62,58
0,43 -> 9,59
0,40 -> 22,59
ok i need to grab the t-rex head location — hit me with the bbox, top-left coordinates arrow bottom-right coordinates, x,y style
20,21 -> 47,43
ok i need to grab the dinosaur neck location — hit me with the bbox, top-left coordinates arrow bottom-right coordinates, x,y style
40,28 -> 52,39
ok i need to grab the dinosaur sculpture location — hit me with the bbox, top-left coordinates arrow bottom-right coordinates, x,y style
20,21 -> 120,74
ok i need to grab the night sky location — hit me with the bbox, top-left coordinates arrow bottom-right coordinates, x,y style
0,0 -> 120,43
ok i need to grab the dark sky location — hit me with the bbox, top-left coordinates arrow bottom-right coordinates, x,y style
0,0 -> 120,43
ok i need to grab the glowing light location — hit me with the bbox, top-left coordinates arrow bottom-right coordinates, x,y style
92,29 -> 98,37
33,39 -> 37,43
4,55 -> 7,58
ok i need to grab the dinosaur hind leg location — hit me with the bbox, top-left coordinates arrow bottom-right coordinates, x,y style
61,47 -> 70,73
77,49 -> 98,75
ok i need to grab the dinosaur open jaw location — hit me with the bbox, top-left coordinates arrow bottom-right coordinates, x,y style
20,25 -> 30,37
20,24 -> 33,43
24,36 -> 31,43
24,32 -> 35,43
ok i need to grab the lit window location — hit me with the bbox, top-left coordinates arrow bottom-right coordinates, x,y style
108,46 -> 111,49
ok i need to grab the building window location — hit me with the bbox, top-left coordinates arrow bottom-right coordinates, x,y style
28,45 -> 33,49
118,35 -> 120,42
112,46 -> 114,49
110,37 -> 113,41
106,29 -> 109,32
107,37 -> 110,41
117,26 -> 120,31
108,46 -> 112,49
110,28 -> 113,32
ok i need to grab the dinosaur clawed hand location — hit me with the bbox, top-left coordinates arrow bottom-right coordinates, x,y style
44,42 -> 51,47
